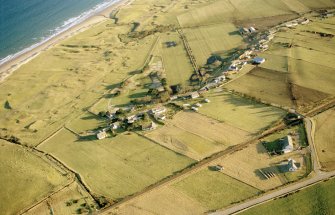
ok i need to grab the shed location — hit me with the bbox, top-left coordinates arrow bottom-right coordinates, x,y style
281,135 -> 294,154
252,57 -> 266,64
288,159 -> 298,172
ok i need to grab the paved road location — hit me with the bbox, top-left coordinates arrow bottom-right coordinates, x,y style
211,171 -> 335,215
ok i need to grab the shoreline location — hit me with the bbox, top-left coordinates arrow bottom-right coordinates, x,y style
0,0 -> 132,83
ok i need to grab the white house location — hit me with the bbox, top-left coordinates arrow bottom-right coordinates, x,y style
288,159 -> 298,172
281,135 -> 294,154
191,107 -> 198,112
97,131 -> 107,140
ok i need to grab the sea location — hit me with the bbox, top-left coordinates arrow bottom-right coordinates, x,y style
0,0 -> 119,65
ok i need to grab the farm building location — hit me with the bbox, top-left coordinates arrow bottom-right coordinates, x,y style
239,27 -> 249,35
97,131 -> 107,140
281,135 -> 294,154
165,41 -> 177,48
111,122 -> 120,130
150,106 -> 166,115
190,91 -> 200,99
287,159 -> 298,172
249,27 -> 256,33
154,113 -> 166,121
252,57 -> 266,64
204,98 -> 210,103
195,103 -> 202,107
191,107 -> 199,112
127,115 -> 138,124
142,121 -> 157,131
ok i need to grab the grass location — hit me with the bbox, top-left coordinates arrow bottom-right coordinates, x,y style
146,111 -> 251,160
182,23 -> 245,65
66,112 -> 106,134
225,67 -> 294,108
160,32 -> 194,87
25,182 -> 96,215
109,186 -> 206,215
39,129 -> 195,200
198,90 -> 286,133
177,0 -> 298,27
173,169 -> 260,211
0,140 -> 69,215
241,178 -> 335,215
314,108 -> 335,171
0,22 -> 156,146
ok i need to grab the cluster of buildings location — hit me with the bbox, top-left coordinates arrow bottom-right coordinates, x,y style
239,26 -> 257,35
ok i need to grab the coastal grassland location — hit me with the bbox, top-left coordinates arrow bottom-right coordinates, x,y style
295,0 -> 335,9
314,108 -> 335,171
225,67 -> 294,108
0,140 -> 69,215
146,111 -> 251,160
177,0 -> 298,27
182,23 -> 245,65
159,32 -> 194,87
173,169 -> 260,211
66,112 -> 106,134
107,186 -> 206,215
241,178 -> 335,215
0,21 -> 158,146
38,129 -> 195,200
24,181 -> 96,215
198,89 -> 286,133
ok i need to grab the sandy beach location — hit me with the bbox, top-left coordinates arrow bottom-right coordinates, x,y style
0,0 -> 132,83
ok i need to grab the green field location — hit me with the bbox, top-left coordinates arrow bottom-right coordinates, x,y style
183,23 -> 244,65
39,129 -> 194,200
199,90 -> 286,133
160,32 -> 194,86
66,112 -> 106,134
314,108 -> 335,171
241,178 -> 335,215
173,169 -> 260,210
0,140 -> 69,215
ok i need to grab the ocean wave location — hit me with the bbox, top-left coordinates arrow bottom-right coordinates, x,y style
0,0 -> 120,67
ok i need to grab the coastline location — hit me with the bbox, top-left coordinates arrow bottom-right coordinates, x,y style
0,0 -> 131,83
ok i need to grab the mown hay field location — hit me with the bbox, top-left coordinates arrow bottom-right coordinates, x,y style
25,182 -> 96,215
39,130 -> 195,200
146,111 -> 252,160
160,32 -> 194,87
173,169 -> 260,211
314,108 -> 335,171
182,23 -> 244,65
225,67 -> 294,108
0,140 -> 69,215
198,90 -> 286,133
241,178 -> 335,215
107,186 -> 206,215
177,0 -> 305,27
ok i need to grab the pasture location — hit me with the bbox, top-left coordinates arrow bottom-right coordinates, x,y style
182,23 -> 245,65
39,129 -> 194,200
198,89 -> 286,133
0,140 -> 69,215
173,169 -> 260,210
25,182 -> 96,215
107,186 -> 206,215
146,111 -> 252,160
314,108 -> 335,171
160,32 -> 194,87
66,112 -> 106,134
241,178 -> 335,215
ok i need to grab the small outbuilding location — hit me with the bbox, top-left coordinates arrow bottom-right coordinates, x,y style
252,57 -> 266,65
97,131 -> 107,140
288,159 -> 298,172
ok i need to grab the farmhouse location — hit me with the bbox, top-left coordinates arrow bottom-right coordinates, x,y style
127,115 -> 138,124
281,135 -> 294,154
142,121 -> 157,131
97,131 -> 107,140
195,103 -> 202,107
287,159 -> 298,172
150,106 -> 166,115
191,107 -> 199,112
249,27 -> 256,33
110,122 -> 120,130
252,57 -> 266,64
